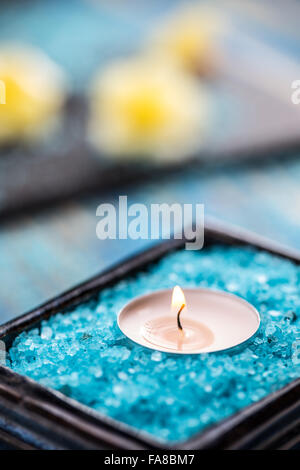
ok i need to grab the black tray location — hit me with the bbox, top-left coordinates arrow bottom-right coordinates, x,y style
0,221 -> 299,450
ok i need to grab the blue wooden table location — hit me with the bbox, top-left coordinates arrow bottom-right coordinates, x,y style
1,155 -> 300,322
1,0 -> 300,322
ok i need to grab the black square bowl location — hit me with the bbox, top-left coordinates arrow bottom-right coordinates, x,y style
0,222 -> 299,450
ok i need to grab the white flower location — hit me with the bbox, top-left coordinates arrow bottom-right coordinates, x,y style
89,56 -> 209,162
149,3 -> 225,75
0,44 -> 67,143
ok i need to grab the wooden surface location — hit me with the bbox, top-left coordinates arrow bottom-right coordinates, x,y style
0,0 -> 300,217
0,0 -> 300,322
1,155 -> 300,322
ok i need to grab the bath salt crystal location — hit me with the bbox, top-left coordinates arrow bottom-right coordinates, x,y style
8,245 -> 300,443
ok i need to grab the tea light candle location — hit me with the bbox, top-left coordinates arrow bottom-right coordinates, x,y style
118,286 -> 260,354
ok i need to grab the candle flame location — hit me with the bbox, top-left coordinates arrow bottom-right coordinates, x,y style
172,285 -> 186,310
172,286 -> 186,331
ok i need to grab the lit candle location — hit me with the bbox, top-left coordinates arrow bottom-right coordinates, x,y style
118,286 -> 260,354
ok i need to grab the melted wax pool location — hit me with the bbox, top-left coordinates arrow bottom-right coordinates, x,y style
8,245 -> 300,442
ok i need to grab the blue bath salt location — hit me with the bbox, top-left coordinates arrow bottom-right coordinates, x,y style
8,245 -> 300,443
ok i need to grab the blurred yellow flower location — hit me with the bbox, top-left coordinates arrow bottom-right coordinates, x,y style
0,45 -> 66,144
89,57 -> 209,161
150,4 -> 225,74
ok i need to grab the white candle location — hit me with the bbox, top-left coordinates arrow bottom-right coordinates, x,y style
118,286 -> 260,354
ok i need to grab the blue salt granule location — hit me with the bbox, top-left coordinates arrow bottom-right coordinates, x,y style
8,245 -> 300,443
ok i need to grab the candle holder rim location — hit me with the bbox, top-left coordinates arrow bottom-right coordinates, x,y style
117,287 -> 260,355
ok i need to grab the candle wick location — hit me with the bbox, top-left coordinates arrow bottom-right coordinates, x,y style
177,304 -> 185,331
